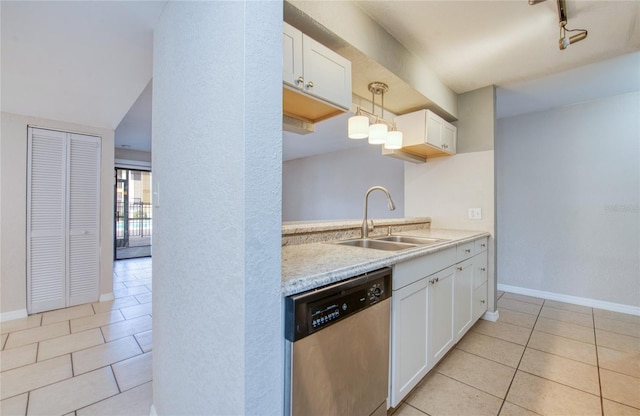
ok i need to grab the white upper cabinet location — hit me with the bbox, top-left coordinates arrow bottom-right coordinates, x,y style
283,22 -> 352,123
283,22 -> 303,89
394,109 -> 457,158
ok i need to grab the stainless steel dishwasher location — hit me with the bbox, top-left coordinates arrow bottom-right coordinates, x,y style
284,267 -> 392,416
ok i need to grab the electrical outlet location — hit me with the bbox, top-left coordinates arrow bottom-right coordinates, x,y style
468,208 -> 482,220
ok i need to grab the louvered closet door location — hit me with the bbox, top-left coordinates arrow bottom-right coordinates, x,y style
27,128 -> 101,314
67,134 -> 100,306
27,128 -> 68,313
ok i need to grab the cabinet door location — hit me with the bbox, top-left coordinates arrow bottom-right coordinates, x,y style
283,22 -> 303,88
425,111 -> 443,148
390,278 -> 429,407
302,34 -> 352,109
429,266 -> 455,364
441,122 -> 456,154
454,258 -> 473,340
473,282 -> 488,321
473,253 -> 488,289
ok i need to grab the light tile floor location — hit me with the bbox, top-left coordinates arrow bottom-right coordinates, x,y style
2,263 -> 639,416
0,257 -> 152,416
395,291 -> 640,416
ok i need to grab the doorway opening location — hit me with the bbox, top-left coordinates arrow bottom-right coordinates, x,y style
115,168 -> 152,259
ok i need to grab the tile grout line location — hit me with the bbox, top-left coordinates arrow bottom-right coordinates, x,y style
593,309 -> 605,416
495,297 -> 544,415
434,371 -> 508,402
402,402 -> 430,416
25,390 -> 31,416
110,363 -> 123,394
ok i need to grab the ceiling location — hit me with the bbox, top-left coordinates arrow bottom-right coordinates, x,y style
356,0 -> 640,94
2,1 -> 638,159
1,1 -> 165,133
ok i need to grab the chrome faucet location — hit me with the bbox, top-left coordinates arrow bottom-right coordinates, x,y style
361,186 -> 396,239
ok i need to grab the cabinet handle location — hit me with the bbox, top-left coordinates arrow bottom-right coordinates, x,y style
435,277 -> 440,283
306,81 -> 314,90
481,300 -> 486,304
465,249 -> 471,253
480,268 -> 486,272
295,76 -> 304,88
481,243 -> 486,248
457,267 -> 463,271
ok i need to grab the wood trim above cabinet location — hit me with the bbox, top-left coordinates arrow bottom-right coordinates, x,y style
282,86 -> 345,124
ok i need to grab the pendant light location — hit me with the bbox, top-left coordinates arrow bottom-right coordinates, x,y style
385,129 -> 403,150
348,114 -> 369,139
348,82 -> 402,149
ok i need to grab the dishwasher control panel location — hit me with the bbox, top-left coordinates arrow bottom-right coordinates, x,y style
285,268 -> 392,342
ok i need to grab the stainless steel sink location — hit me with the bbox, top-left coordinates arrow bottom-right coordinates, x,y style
334,239 -> 417,251
375,236 -> 447,245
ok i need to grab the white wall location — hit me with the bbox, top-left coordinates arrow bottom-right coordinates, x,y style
0,112 -> 114,319
405,86 -> 496,313
405,151 -> 496,310
405,151 -> 494,232
151,2 -> 282,414
283,145 -> 405,221
496,92 -> 640,308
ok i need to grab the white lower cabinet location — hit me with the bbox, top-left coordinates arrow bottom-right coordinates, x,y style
473,282 -> 488,321
428,266 -> 455,365
391,278 -> 429,405
453,258 -> 474,339
390,237 -> 489,408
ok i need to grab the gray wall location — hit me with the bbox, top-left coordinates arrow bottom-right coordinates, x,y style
496,92 -> 640,307
152,2 -> 282,414
282,144 -> 405,221
456,86 -> 495,153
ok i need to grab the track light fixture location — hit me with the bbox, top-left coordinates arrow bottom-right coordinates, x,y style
559,26 -> 588,50
529,0 -> 588,50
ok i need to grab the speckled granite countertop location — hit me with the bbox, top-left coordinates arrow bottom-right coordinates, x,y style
282,227 -> 490,296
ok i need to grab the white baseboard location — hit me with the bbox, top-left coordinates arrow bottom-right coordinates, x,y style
498,284 -> 640,316
99,292 -> 115,302
482,310 -> 500,322
0,309 -> 28,322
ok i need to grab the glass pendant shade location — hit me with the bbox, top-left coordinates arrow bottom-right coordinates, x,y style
348,116 -> 369,139
368,123 -> 388,145
385,130 -> 403,150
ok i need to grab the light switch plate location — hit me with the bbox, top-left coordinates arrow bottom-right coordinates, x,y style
468,208 -> 482,220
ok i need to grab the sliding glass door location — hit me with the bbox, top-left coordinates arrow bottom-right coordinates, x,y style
114,168 -> 152,259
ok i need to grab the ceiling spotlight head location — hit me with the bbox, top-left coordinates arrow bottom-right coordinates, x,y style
559,29 -> 588,50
